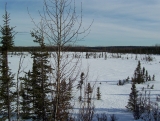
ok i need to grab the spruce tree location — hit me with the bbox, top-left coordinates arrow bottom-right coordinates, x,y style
20,27 -> 53,120
126,82 -> 141,118
142,67 -> 145,76
20,57 -> 38,119
97,87 -> 101,100
142,68 -> 145,83
55,79 -> 73,120
77,72 -> 84,101
85,83 -> 92,107
126,82 -> 139,112
152,75 -> 155,81
19,71 -> 32,120
30,29 -> 53,120
0,5 -> 16,121
78,82 -> 94,121
148,75 -> 151,81
132,61 -> 144,84
145,70 -> 148,82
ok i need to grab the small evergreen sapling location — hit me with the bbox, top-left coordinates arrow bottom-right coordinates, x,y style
142,67 -> 145,76
77,72 -> 84,101
150,84 -> 154,89
86,83 -> 93,105
132,61 -> 144,84
148,75 -> 151,81
97,87 -> 101,100
152,75 -> 155,81
145,70 -> 148,82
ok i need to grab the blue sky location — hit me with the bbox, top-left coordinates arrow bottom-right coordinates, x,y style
0,0 -> 160,46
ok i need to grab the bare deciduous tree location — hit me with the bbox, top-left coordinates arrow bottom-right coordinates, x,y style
28,0 -> 92,120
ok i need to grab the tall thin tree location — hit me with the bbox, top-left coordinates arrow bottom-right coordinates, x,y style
0,4 -> 16,121
20,20 -> 53,120
77,72 -> 84,101
29,0 -> 92,120
30,23 -> 53,120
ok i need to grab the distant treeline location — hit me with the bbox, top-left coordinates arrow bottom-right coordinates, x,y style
0,46 -> 160,54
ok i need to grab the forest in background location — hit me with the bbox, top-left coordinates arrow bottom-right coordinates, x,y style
0,46 -> 160,54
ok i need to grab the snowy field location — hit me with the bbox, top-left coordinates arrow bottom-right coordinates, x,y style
8,52 -> 160,121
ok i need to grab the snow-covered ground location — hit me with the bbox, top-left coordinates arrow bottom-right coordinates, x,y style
8,52 -> 160,121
